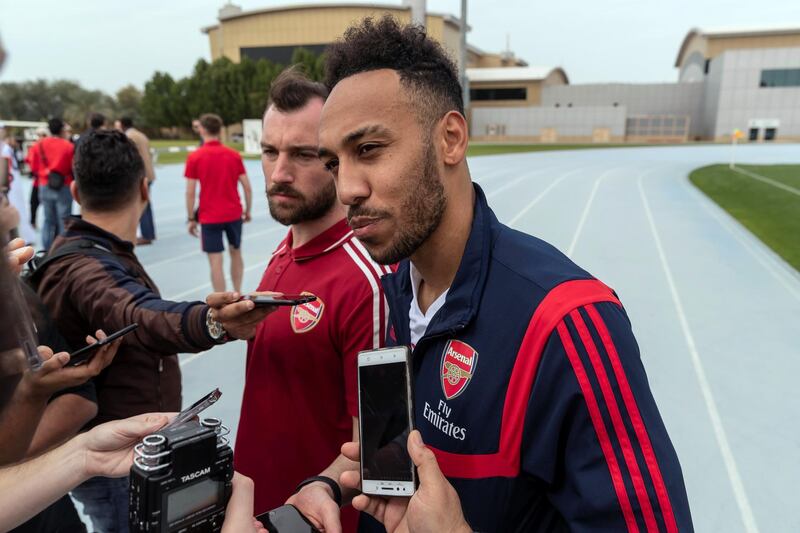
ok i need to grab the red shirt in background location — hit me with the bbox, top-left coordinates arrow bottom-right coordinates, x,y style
234,219 -> 390,530
27,137 -> 74,188
184,140 -> 246,224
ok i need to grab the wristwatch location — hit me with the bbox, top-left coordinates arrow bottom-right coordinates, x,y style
205,308 -> 228,343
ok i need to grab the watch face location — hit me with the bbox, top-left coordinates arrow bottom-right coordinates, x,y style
206,311 -> 224,339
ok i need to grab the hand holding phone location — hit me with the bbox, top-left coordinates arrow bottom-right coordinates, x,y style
68,323 -> 139,366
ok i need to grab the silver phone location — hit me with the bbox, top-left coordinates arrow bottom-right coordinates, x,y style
357,346 -> 416,496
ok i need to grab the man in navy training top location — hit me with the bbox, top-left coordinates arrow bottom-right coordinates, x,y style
294,16 -> 695,533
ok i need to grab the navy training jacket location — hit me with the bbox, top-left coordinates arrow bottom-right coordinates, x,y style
375,183 -> 694,532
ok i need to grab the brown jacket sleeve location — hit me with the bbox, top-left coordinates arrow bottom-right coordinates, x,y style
40,254 -> 215,355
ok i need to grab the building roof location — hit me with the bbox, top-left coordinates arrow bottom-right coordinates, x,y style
675,25 -> 800,67
202,2 -> 463,33
466,66 -> 568,84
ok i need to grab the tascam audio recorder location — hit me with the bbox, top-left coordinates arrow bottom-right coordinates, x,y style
379,184 -> 694,532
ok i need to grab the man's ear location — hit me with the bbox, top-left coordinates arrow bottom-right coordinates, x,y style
439,111 -> 469,167
70,181 -> 81,206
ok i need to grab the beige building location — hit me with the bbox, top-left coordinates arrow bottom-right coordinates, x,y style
676,26 -> 800,82
202,2 -> 526,72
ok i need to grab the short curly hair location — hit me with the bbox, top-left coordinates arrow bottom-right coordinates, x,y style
325,15 -> 464,127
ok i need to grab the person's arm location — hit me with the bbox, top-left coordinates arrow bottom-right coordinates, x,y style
522,301 -> 694,530
140,136 -> 155,184
238,173 -> 252,222
26,392 -> 97,457
0,412 -> 170,531
186,179 -> 199,237
0,338 -> 118,465
60,256 -> 216,353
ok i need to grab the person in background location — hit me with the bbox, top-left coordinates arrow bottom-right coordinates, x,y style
116,117 -> 157,245
185,113 -> 252,293
75,112 -> 106,150
192,118 -> 204,146
26,118 -> 74,251
0,125 -> 36,244
25,127 -> 48,230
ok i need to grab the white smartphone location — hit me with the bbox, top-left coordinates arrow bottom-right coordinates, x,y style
357,346 -> 416,497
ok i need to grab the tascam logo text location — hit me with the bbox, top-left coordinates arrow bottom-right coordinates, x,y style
180,467 -> 211,484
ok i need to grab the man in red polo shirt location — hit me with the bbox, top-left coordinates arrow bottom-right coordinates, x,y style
233,68 -> 389,531
26,118 -> 74,251
185,113 -> 253,293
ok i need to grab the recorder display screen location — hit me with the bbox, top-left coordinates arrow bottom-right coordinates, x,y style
359,361 -> 413,482
166,479 -> 220,524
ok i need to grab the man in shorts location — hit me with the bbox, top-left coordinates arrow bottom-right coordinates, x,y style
185,113 -> 253,293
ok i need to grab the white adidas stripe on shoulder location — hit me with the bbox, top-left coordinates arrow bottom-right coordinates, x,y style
324,230 -> 355,253
271,243 -> 287,257
342,242 -> 382,349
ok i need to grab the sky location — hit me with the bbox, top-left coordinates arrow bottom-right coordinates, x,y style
1,0 -> 798,95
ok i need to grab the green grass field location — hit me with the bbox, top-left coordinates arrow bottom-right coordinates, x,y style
690,164 -> 800,272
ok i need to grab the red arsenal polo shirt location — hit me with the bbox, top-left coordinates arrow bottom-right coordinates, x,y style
234,219 -> 390,528
184,140 -> 246,224
27,137 -> 74,188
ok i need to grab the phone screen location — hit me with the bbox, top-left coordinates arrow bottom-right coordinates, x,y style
359,360 -> 414,484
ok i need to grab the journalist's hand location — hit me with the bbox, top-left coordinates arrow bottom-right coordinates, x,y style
286,481 -> 342,533
7,237 -> 34,275
339,431 -> 471,533
20,331 -> 120,401
80,412 -> 173,478
221,473 -> 268,533
205,292 -> 278,341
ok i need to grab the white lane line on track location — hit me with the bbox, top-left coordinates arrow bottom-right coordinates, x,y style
180,351 -> 206,367
487,166 -> 559,199
638,176 -> 760,533
566,167 -> 620,258
142,226 -> 282,270
732,166 -> 800,197
685,180 -> 800,303
508,167 -> 588,228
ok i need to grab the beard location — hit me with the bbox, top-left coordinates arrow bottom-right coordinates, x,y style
349,141 -> 446,265
267,178 -> 338,226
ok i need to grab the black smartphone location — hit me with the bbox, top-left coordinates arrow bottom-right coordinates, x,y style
241,294 -> 317,307
68,323 -> 139,366
357,346 -> 416,497
257,505 -> 319,533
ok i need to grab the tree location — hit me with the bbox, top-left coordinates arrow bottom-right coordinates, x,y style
115,85 -> 143,125
140,72 -> 178,129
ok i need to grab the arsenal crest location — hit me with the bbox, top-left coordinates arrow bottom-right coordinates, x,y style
291,293 -> 324,333
440,340 -> 478,400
